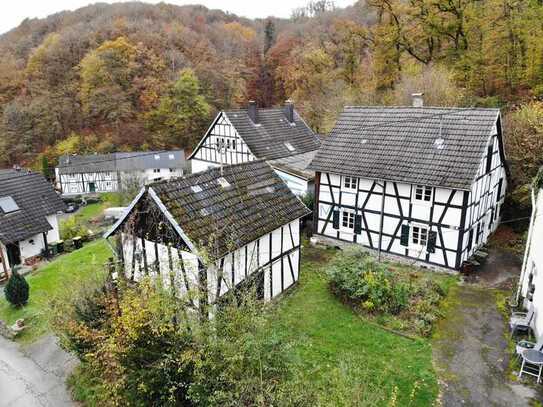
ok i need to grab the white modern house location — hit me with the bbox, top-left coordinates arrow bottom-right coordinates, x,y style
55,150 -> 186,195
104,160 -> 310,315
309,99 -> 508,270
189,101 -> 320,196
0,169 -> 65,279
517,170 -> 543,338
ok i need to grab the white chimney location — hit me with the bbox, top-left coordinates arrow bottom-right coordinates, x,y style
412,93 -> 424,108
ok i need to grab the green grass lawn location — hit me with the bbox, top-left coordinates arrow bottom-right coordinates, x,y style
271,244 -> 444,406
0,239 -> 111,343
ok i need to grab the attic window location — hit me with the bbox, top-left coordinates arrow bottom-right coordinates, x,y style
0,196 -> 19,213
284,142 -> 296,152
360,139 -> 367,144
191,185 -> 203,193
434,138 -> 445,150
200,208 -> 210,216
154,154 -> 160,160
217,177 -> 231,188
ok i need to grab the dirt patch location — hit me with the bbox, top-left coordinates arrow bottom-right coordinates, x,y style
432,247 -> 541,406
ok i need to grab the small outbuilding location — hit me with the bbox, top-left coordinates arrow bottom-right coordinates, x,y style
104,160 -> 310,314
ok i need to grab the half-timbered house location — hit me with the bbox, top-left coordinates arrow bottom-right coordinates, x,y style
103,160 -> 310,314
189,101 -> 320,196
56,150 -> 186,195
309,102 -> 508,270
0,169 -> 65,279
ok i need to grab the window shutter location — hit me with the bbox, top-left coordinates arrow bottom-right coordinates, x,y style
332,210 -> 340,229
400,225 -> 410,246
427,231 -> 437,253
354,214 -> 362,234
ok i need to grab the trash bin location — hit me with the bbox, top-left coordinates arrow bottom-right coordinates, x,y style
49,243 -> 58,256
57,240 -> 65,254
73,236 -> 83,249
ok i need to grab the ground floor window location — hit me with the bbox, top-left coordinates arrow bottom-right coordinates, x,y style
342,211 -> 354,229
412,225 -> 428,246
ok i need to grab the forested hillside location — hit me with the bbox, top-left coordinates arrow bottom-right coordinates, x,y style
0,0 -> 542,192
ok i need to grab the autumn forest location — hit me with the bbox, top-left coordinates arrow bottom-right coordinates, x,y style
0,0 -> 542,193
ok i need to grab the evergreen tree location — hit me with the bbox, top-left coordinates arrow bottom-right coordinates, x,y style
4,269 -> 30,307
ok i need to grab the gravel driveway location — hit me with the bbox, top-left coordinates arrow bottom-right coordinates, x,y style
432,248 -> 541,406
0,335 -> 76,406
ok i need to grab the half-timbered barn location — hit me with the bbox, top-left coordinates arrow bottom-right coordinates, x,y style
56,150 -> 186,195
104,160 -> 310,314
0,169 -> 65,279
309,102 -> 508,270
189,101 -> 320,196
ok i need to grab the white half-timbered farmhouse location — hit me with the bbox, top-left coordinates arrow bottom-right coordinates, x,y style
189,101 -> 320,196
309,100 -> 508,270
517,171 -> 543,339
56,150 -> 186,195
104,160 -> 310,314
0,169 -> 65,279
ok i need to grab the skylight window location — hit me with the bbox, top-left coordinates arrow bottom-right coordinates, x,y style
154,154 -> 160,160
0,196 -> 19,213
217,177 -> 231,188
284,142 -> 296,152
200,208 -> 210,216
434,138 -> 445,150
168,154 -> 175,160
191,185 -> 203,193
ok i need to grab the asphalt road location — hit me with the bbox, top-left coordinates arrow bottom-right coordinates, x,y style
0,335 -> 76,406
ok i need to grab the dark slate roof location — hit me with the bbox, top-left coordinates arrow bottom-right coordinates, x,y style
309,106 -> 501,190
151,160 -> 310,259
269,150 -> 317,180
57,150 -> 186,175
0,170 -> 66,244
222,108 -> 320,160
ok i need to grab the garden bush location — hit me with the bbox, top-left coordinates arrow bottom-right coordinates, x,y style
60,216 -> 88,240
327,246 -> 450,336
4,269 -> 30,307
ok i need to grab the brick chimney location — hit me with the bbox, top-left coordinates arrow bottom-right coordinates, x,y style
284,99 -> 294,123
412,93 -> 424,108
248,100 -> 258,124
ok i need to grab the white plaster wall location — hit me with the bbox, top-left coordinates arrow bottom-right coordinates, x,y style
19,233 -> 46,261
191,159 -> 219,174
274,169 -> 309,196
46,214 -> 61,243
521,189 -> 543,339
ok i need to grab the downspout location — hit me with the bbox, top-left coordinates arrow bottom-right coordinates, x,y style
516,188 -> 537,304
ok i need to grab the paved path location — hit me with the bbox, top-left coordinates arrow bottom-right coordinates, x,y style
433,247 -> 541,406
0,335 -> 76,406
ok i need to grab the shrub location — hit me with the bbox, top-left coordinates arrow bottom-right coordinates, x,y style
4,269 -> 30,307
326,246 -> 449,336
60,216 -> 88,240
327,247 -> 409,314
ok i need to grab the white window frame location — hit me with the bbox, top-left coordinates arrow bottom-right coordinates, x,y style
414,185 -> 432,203
154,154 -> 160,160
343,176 -> 358,191
341,210 -> 355,229
411,224 -> 429,248
168,153 -> 175,160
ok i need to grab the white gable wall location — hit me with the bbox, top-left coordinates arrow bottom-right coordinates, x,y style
191,113 -> 255,174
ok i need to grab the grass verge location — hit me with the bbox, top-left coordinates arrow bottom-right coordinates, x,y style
0,239 -> 111,343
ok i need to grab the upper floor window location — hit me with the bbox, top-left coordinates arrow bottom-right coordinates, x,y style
412,225 -> 428,246
169,168 -> 175,173
153,168 -> 160,173
344,176 -> 357,190
342,211 -> 354,229
169,153 -> 175,160
414,185 -> 432,202
232,139 -> 237,150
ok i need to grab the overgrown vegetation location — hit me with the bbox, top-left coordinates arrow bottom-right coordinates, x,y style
53,277 -> 312,406
327,246 -> 456,336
